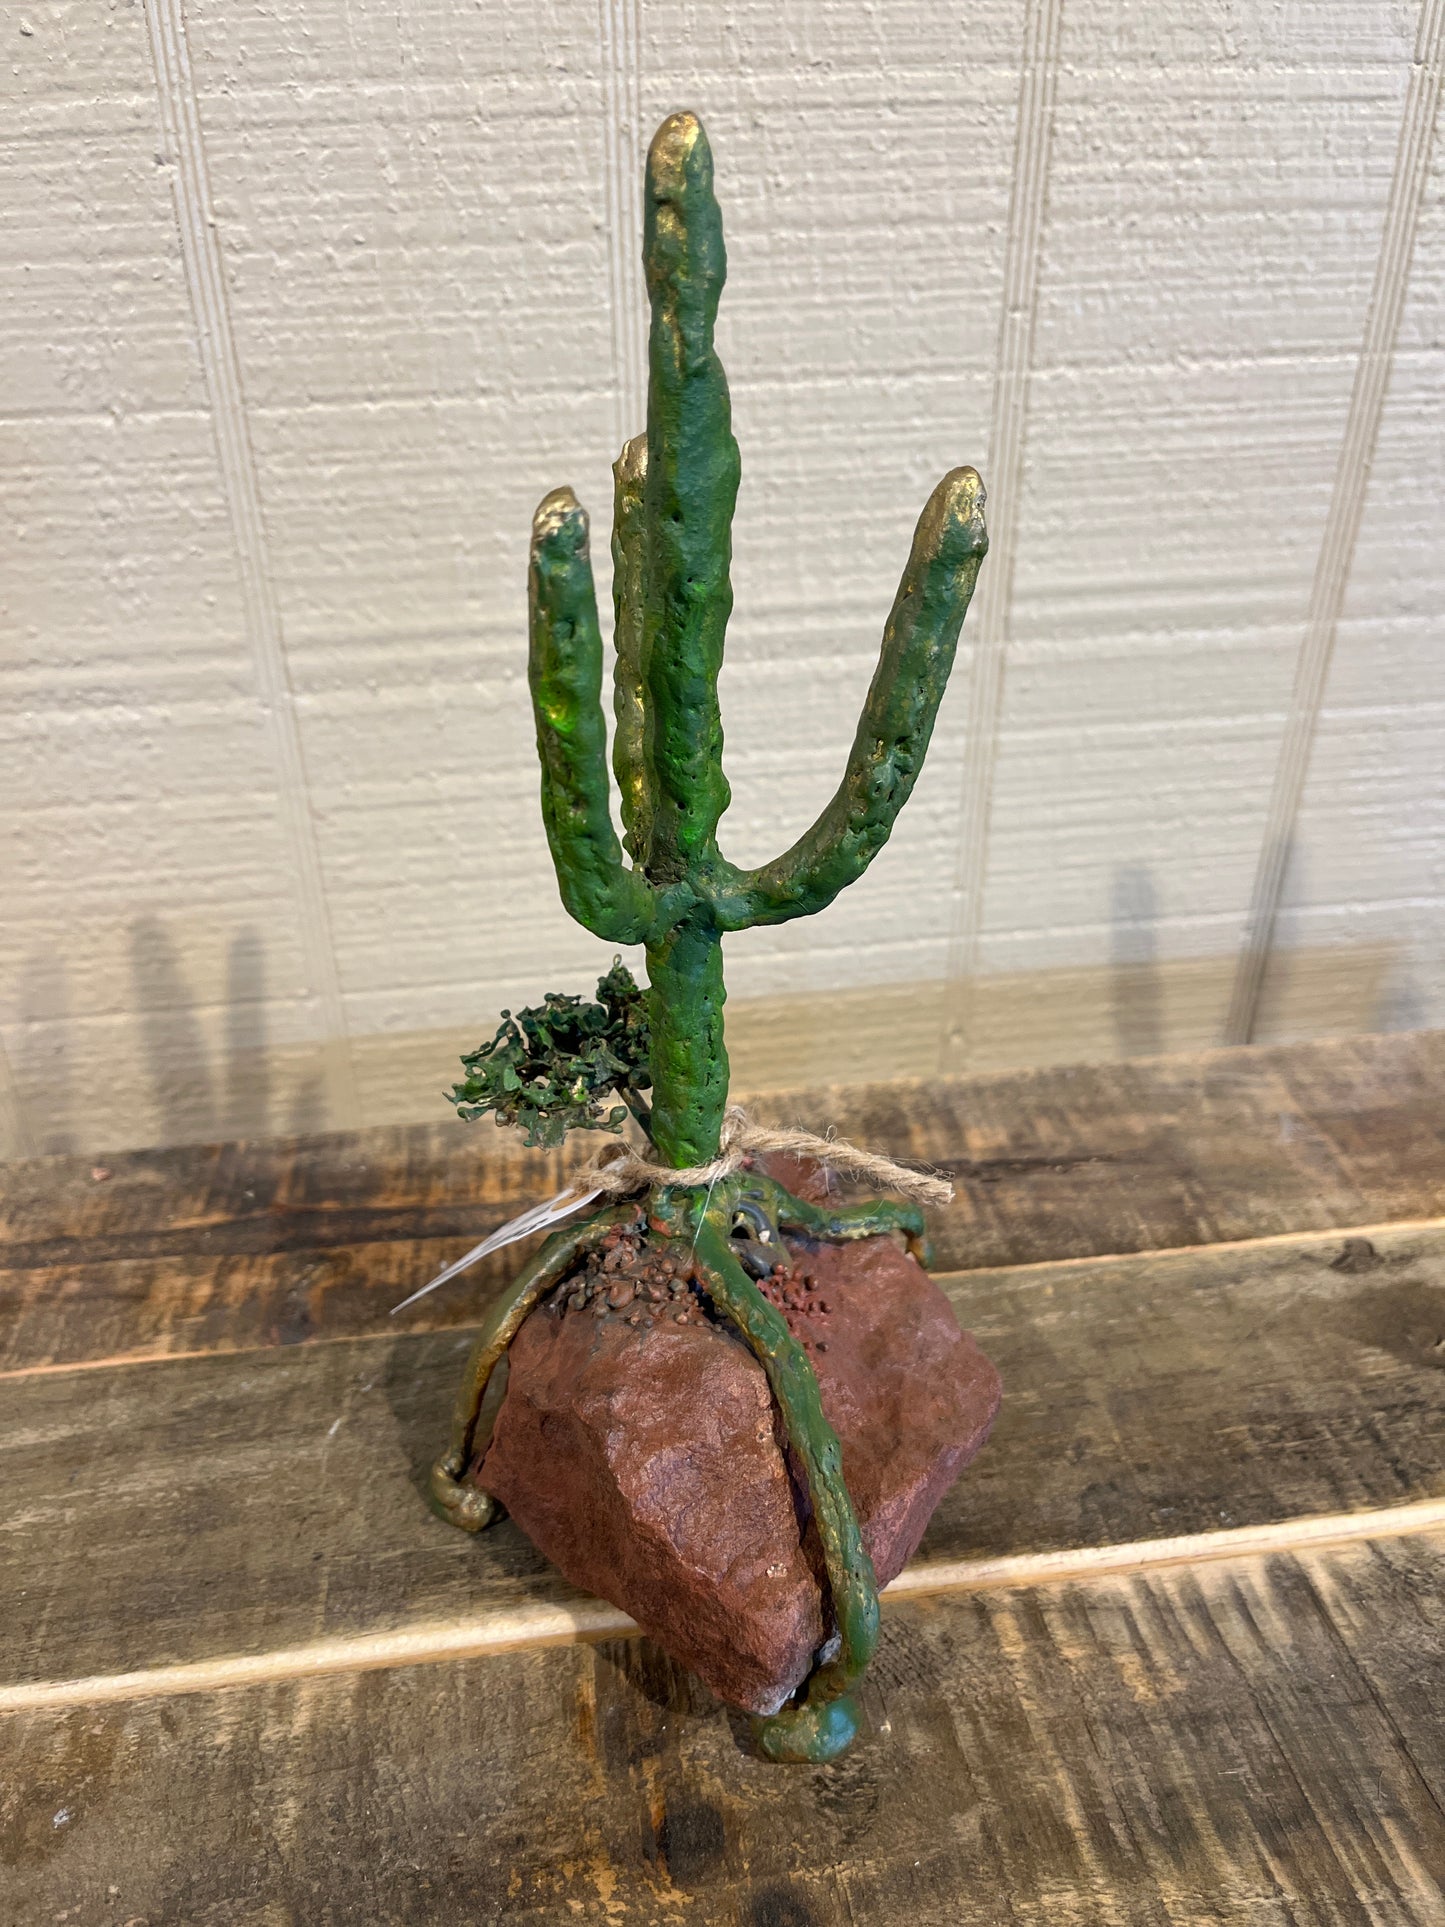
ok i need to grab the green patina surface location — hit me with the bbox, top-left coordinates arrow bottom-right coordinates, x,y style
457,109 -> 987,1762
526,110 -> 988,1168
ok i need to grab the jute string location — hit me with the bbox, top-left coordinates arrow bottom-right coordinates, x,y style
389,1104 -> 953,1312
576,1103 -> 954,1208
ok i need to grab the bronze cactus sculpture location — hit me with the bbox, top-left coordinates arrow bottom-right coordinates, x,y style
428,110 -> 988,1764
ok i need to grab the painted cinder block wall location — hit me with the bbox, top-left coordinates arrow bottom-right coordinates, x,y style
3,0 -> 1443,1157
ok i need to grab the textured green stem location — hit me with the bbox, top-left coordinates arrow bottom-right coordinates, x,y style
528,488 -> 655,943
610,434 -> 653,864
693,1209 -> 880,1764
524,114 -> 987,1166
645,911 -> 727,1165
641,111 -> 740,880
717,467 -> 988,928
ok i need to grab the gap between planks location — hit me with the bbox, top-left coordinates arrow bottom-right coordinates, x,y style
5,1497 -> 1444,1716
4,1210 -> 1442,1385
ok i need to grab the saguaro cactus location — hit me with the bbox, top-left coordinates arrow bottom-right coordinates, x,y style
529,111 -> 988,1167
434,109 -> 987,1766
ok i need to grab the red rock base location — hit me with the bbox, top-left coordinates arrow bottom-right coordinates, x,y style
472,1227 -> 1001,1716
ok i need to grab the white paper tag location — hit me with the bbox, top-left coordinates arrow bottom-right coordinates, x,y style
389,1183 -> 605,1315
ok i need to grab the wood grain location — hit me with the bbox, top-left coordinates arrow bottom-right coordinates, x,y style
5,1030 -> 1445,1371
6,1039 -> 1445,1920
5,1219 -> 1443,1695
4,1533 -> 1443,1924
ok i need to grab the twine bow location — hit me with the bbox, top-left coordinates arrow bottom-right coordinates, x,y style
390,1106 -> 951,1315
578,1103 -> 954,1208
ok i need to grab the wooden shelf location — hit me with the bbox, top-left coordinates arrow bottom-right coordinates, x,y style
4,1031 -> 1444,1921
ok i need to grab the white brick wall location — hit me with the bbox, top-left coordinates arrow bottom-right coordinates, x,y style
3,0 -> 1442,1155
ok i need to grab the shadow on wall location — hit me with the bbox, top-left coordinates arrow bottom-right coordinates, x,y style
14,947 -> 76,1155
1109,864 -> 1166,1059
131,915 -> 218,1143
120,917 -> 327,1147
1251,839 -> 1430,1040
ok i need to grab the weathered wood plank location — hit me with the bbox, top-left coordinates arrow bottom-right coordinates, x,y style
4,1534 -> 1443,1924
4,1030 -> 1445,1371
1295,1531 -> 1445,1819
5,1221 -> 1443,1694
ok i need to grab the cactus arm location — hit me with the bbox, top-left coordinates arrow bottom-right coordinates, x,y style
529,486 -> 656,944
717,467 -> 988,929
642,110 -> 741,879
610,435 -> 653,865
